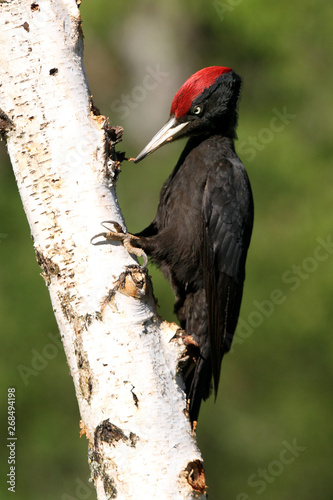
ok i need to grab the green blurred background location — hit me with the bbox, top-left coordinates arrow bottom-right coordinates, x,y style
1,1 -> 332,498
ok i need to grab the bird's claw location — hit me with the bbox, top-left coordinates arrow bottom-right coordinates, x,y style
182,335 -> 199,349
91,221 -> 148,269
90,221 -> 125,244
181,334 -> 200,360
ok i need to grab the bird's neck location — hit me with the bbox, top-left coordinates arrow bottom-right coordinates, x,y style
187,133 -> 235,153
172,135 -> 235,175
216,110 -> 238,139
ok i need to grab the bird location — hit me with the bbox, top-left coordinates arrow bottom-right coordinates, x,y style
109,66 -> 254,425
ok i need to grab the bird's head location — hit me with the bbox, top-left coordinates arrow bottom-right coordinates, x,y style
134,66 -> 242,163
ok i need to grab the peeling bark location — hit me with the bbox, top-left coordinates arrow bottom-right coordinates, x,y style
0,1 -> 206,499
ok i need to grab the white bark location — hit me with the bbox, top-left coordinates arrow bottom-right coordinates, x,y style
0,1 -> 207,499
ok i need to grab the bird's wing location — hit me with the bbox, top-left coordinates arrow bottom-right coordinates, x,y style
202,157 -> 253,396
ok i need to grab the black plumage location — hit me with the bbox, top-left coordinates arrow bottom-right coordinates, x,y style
132,67 -> 254,424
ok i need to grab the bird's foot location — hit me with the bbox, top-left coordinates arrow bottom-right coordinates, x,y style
176,330 -> 200,382
172,329 -> 200,361
181,333 -> 200,360
172,329 -> 199,359
91,221 -> 148,268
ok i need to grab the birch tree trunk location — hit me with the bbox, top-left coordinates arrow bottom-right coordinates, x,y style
0,1 -> 206,499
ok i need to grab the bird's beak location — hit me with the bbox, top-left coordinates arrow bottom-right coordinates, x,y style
134,116 -> 189,163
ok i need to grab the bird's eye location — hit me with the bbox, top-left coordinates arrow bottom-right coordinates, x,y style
192,106 -> 202,115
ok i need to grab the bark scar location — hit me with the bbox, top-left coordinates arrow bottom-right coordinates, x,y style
184,459 -> 207,493
35,248 -> 60,285
94,419 -> 138,449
